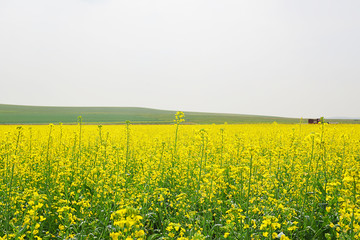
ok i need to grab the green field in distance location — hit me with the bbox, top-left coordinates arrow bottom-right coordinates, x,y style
0,104 -> 358,124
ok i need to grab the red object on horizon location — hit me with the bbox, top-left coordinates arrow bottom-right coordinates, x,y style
308,118 -> 320,124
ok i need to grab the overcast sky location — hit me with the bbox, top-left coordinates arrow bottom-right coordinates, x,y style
0,0 -> 359,118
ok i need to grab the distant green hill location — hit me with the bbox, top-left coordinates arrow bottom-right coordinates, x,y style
0,103 -> 343,124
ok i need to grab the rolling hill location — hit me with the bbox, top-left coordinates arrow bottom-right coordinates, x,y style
0,104 -> 356,124
0,104 -> 297,124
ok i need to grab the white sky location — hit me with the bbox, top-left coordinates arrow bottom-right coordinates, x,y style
0,0 -> 359,118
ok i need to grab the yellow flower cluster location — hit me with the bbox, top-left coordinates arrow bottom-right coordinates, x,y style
0,121 -> 359,239
110,207 -> 145,240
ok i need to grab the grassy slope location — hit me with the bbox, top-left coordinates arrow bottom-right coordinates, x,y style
0,104 -> 355,124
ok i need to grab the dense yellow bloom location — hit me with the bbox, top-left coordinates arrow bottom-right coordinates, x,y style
0,123 -> 359,239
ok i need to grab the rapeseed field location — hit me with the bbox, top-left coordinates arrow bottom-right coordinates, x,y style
1,114 -> 359,239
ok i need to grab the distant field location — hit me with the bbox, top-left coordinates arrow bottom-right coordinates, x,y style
0,104 -> 299,124
0,104 -> 358,124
